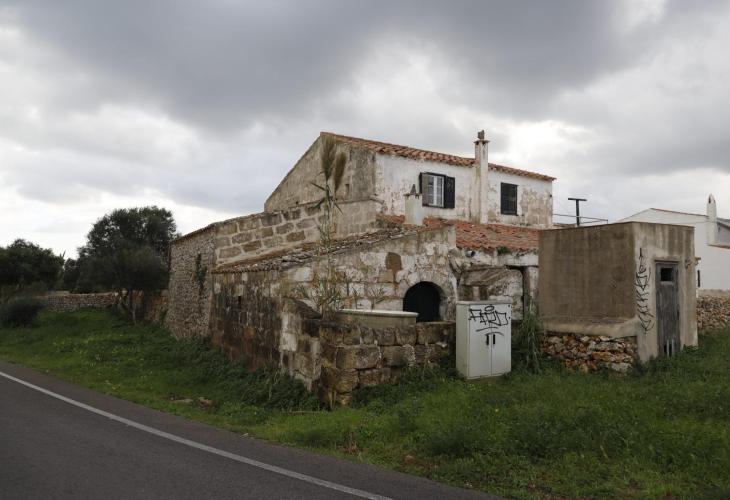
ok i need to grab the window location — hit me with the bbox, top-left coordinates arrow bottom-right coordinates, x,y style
500,183 -> 518,215
660,266 -> 675,283
419,173 -> 455,208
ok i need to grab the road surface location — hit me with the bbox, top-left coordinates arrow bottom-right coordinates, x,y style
0,360 -> 496,499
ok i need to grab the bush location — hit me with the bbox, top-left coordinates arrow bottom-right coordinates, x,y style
0,298 -> 45,327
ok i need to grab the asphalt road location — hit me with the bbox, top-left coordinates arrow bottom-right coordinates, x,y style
0,360 -> 496,500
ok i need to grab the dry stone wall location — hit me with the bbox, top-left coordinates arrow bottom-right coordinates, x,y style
316,320 -> 454,406
697,294 -> 730,330
542,333 -> 638,373
38,292 -> 117,312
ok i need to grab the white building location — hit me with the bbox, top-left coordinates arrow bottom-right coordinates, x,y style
265,131 -> 555,228
621,195 -> 730,291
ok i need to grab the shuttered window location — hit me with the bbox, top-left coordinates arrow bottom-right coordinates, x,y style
500,183 -> 518,215
419,173 -> 455,209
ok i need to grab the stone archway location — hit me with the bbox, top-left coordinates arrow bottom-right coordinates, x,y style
403,281 -> 441,322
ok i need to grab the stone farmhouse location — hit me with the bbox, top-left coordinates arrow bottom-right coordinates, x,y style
166,131 -> 555,399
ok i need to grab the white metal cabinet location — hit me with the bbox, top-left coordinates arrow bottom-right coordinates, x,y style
456,300 -> 512,379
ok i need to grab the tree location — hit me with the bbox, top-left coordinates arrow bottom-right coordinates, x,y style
76,206 -> 177,321
0,239 -> 64,293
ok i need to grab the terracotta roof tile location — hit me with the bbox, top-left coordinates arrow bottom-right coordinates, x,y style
322,132 -> 556,181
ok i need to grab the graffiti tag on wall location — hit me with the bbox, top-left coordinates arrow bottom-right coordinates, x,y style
635,248 -> 654,334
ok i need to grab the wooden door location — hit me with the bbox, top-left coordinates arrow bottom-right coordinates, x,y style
656,262 -> 680,357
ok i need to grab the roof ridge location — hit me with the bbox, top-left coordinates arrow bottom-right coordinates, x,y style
321,131 -> 555,181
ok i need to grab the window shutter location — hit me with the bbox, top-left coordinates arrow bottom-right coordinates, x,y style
444,176 -> 455,209
419,173 -> 428,206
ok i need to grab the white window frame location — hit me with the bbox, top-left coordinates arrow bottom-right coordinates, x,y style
427,174 -> 444,208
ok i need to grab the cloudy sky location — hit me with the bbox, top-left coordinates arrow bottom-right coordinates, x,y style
1,0 -> 729,257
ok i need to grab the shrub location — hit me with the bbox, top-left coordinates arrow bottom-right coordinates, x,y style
0,298 -> 45,327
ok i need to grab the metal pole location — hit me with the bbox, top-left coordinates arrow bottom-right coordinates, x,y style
568,198 -> 587,227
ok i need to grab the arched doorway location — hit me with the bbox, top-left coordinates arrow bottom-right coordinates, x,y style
403,282 -> 441,322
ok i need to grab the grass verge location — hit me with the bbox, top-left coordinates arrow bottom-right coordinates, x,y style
1,309 -> 729,499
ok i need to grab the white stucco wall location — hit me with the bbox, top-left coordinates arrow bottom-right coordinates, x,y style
374,154 -> 479,221
621,209 -> 730,291
483,170 -> 554,227
374,153 -> 553,227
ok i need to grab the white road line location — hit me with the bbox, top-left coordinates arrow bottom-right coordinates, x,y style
0,370 -> 391,500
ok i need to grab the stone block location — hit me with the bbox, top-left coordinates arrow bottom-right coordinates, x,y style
297,218 -> 315,229
219,246 -> 241,259
231,232 -> 252,244
395,326 -> 417,346
415,323 -> 443,344
321,343 -> 337,364
261,213 -> 283,227
260,227 -> 274,238
382,345 -> 415,367
319,323 -> 343,344
359,326 -> 374,344
283,208 -> 301,221
215,236 -> 230,247
340,324 -> 362,345
358,367 -> 391,387
239,217 -> 260,231
276,222 -> 294,234
375,327 -> 396,346
286,231 -> 306,242
242,240 -> 262,252
305,205 -> 321,216
219,222 -> 238,235
336,345 -> 380,370
320,366 -> 358,393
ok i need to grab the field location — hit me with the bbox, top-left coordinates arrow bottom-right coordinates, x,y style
1,310 -> 728,499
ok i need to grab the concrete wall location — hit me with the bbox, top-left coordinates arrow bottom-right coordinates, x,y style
539,222 -> 697,363
621,209 -> 730,291
264,136 -> 377,212
166,227 -> 216,339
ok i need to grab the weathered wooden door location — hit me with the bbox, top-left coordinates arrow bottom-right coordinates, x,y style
656,262 -> 680,357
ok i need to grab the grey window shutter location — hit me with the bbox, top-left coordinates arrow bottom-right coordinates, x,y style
419,173 -> 429,206
444,176 -> 455,209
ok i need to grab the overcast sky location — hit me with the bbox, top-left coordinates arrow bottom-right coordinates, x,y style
1,0 -> 729,257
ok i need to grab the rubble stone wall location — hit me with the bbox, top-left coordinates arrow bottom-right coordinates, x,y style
167,227 -> 216,339
542,333 -> 638,373
697,293 -> 730,330
316,320 -> 454,406
38,292 -> 117,312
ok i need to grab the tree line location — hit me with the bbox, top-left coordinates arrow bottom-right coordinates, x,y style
1,206 -> 177,306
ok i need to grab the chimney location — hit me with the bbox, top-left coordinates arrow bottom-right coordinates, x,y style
474,130 -> 490,223
707,194 -> 717,245
404,184 -> 424,225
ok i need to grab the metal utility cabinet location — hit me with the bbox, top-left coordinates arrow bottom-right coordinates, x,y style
456,300 -> 512,379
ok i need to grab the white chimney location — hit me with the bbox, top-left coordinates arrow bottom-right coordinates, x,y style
404,184 -> 424,225
474,130 -> 490,224
707,194 -> 717,245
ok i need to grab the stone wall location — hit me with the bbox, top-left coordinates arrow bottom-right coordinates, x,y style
458,266 -> 528,321
166,226 -> 216,338
697,293 -> 730,330
209,270 -> 284,370
542,333 -> 638,373
215,199 -> 382,267
38,292 -> 117,312
316,320 -> 454,406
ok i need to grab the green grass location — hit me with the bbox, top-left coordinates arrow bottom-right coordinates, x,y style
1,310 -> 729,499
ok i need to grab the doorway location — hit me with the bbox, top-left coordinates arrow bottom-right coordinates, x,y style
656,262 -> 680,357
403,282 -> 441,322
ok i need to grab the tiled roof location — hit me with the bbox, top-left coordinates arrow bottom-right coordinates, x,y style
322,132 -> 556,181
378,214 -> 540,252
